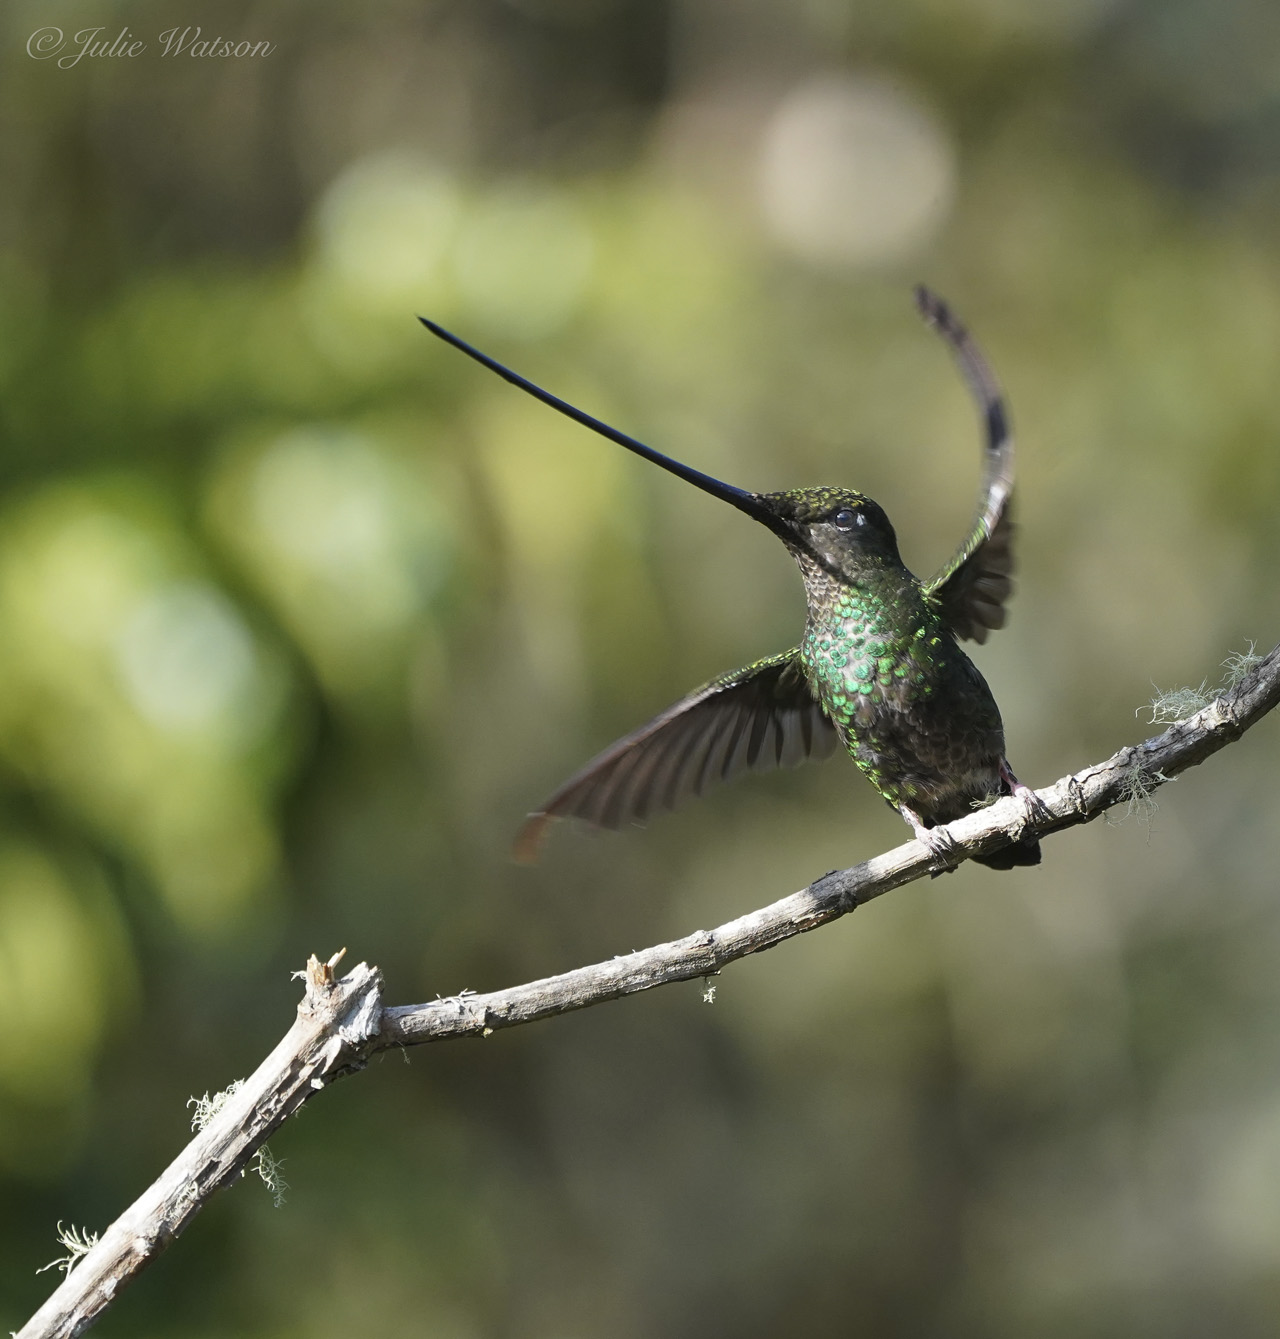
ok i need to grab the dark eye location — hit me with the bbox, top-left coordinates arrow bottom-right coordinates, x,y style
832,507 -> 860,531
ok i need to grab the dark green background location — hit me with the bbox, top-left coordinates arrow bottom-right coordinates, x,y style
5,1 -> 1280,1335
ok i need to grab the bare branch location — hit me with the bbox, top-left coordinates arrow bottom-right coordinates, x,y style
382,642 -> 1280,1047
19,643 -> 1280,1339
17,953 -> 382,1339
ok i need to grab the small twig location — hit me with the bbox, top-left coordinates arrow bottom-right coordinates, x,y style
19,644 -> 1280,1339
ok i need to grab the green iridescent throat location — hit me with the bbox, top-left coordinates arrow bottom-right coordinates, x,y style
799,574 -> 946,783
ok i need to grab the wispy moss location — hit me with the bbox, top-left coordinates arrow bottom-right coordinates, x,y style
1110,762 -> 1173,833
37,1222 -> 99,1276
189,1080 -> 287,1206
1222,641 -> 1264,688
1140,641 -> 1263,725
1143,682 -> 1212,725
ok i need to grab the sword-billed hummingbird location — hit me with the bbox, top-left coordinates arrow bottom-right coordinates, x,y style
421,288 -> 1040,870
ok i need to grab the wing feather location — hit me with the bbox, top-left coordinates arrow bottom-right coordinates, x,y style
915,287 -> 1018,644
514,650 -> 837,861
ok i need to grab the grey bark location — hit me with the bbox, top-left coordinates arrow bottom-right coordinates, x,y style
17,954 -> 382,1339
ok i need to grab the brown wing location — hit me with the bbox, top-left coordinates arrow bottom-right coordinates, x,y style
915,286 -> 1017,644
515,650 -> 837,861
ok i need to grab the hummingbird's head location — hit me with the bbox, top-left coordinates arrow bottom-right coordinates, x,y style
754,486 -> 906,583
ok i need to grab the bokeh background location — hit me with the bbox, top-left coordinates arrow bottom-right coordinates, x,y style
4,0 -> 1280,1334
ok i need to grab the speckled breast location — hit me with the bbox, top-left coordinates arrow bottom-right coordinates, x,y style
799,589 -> 1006,816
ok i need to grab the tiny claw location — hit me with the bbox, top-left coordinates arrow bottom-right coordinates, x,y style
1015,784 -> 1051,830
999,761 -> 1050,833
919,826 -> 962,863
899,803 -> 961,869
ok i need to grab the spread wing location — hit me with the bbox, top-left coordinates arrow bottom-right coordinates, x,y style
916,286 -> 1016,645
515,650 -> 838,861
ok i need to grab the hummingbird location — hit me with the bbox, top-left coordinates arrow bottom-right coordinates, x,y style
421,288 -> 1041,870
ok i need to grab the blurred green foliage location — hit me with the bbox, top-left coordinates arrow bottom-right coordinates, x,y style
4,0 -> 1280,1335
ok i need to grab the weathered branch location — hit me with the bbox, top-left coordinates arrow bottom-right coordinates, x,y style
20,642 -> 1280,1339
380,641 -> 1280,1046
17,955 -> 383,1339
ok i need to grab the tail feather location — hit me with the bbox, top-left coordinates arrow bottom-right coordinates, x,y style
972,833 -> 1041,869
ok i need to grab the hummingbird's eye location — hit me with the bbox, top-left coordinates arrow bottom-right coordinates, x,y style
832,507 -> 859,531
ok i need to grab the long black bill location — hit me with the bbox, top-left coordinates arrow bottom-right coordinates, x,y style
420,317 -> 785,534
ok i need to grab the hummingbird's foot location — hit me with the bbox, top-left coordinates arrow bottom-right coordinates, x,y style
898,804 -> 961,867
999,761 -> 1051,833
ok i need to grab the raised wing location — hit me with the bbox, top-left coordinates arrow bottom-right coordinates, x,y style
915,286 -> 1016,645
515,650 -> 837,861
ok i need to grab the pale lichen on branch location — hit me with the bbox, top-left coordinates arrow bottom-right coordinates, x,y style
1142,640 -> 1265,725
35,1225 -> 100,1279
